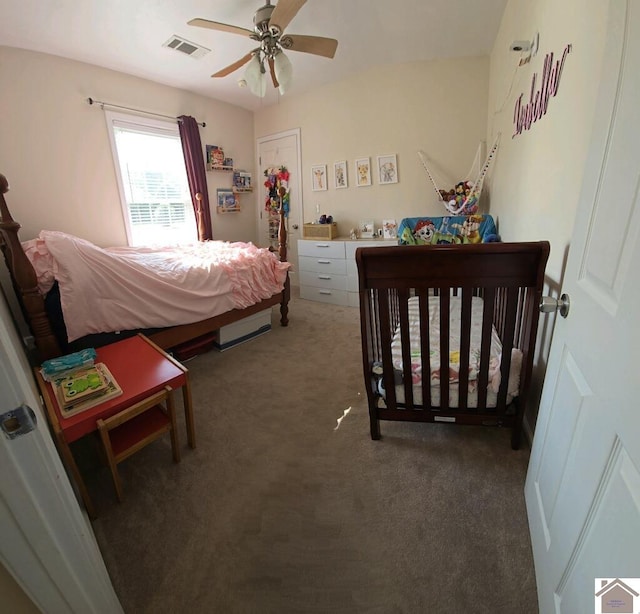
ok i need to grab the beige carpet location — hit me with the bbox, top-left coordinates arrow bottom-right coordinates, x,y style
86,291 -> 538,613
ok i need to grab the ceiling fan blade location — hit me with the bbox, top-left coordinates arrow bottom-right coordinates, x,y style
285,34 -> 338,59
211,52 -> 255,78
188,18 -> 253,37
268,58 -> 279,88
268,0 -> 307,33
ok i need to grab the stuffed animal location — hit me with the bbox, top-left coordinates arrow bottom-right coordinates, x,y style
440,180 -> 478,215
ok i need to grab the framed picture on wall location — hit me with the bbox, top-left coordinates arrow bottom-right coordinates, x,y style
333,160 -> 348,189
311,164 -> 328,191
377,154 -> 398,185
354,157 -> 371,187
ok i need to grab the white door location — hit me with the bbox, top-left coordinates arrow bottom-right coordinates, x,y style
0,295 -> 122,613
257,129 -> 302,273
525,1 -> 640,612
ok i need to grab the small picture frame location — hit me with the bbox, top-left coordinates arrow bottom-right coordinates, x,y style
311,164 -> 328,191
355,157 -> 371,187
359,220 -> 374,238
333,160 -> 348,189
377,154 -> 398,185
382,219 -> 397,239
216,189 -> 239,213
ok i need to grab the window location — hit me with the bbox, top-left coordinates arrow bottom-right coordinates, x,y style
105,111 -> 197,246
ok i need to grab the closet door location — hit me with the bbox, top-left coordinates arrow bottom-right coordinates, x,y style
257,129 -> 302,259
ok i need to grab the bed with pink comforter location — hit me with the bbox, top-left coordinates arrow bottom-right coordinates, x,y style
23,231 -> 290,342
0,172 -> 290,360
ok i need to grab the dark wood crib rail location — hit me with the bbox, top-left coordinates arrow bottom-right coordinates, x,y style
0,172 -> 290,361
356,242 -> 550,449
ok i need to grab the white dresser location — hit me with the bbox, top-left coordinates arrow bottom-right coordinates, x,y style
298,238 -> 396,306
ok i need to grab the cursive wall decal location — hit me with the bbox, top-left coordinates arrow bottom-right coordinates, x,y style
513,43 -> 572,137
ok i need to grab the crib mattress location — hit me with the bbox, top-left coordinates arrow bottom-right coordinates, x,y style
386,296 -> 522,408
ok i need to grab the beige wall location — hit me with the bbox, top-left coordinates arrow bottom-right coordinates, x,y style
254,57 -> 490,238
487,0 -> 608,278
1,1 -> 612,436
0,47 -> 256,245
486,0 -> 609,431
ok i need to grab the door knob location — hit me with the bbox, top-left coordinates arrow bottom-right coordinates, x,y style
540,293 -> 570,318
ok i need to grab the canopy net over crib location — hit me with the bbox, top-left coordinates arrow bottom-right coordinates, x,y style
418,133 -> 500,216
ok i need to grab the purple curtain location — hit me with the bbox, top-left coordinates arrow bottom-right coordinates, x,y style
178,115 -> 213,241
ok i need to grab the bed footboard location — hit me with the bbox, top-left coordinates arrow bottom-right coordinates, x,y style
356,242 -> 549,449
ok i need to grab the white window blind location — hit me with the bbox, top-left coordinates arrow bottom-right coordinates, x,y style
106,113 -> 198,246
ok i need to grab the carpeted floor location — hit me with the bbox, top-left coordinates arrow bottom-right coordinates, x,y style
86,291 -> 538,613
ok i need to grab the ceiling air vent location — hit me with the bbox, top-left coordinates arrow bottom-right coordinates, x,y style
163,35 -> 210,59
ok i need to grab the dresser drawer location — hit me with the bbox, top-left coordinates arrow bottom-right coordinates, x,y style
300,270 -> 348,291
298,255 -> 347,275
346,274 -> 359,293
347,240 -> 397,277
298,240 -> 346,259
300,285 -> 348,306
346,239 -> 396,258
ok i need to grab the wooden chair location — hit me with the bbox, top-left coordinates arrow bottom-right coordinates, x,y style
97,385 -> 180,502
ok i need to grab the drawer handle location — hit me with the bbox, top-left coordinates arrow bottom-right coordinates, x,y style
319,290 -> 332,295
317,260 -> 331,264
318,275 -> 331,280
315,244 -> 330,248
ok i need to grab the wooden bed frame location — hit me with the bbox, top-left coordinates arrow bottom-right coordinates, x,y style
0,172 -> 290,361
356,241 -> 549,449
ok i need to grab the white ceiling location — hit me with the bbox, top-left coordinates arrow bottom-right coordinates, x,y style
0,0 -> 508,112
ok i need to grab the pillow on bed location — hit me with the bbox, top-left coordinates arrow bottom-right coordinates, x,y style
21,238 -> 55,295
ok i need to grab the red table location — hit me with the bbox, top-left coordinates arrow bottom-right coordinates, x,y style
35,334 -> 195,518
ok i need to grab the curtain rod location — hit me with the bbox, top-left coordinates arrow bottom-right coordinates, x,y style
87,97 -> 206,127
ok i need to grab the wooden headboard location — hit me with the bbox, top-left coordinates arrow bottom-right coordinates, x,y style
0,173 -> 60,359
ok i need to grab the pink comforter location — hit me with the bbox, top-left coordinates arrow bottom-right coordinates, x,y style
34,231 -> 290,341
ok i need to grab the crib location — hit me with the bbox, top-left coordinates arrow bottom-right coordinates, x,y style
356,241 -> 550,449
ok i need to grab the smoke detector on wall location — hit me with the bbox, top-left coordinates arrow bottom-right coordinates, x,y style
163,35 -> 210,59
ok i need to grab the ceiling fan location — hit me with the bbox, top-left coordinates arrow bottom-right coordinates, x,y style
188,0 -> 338,96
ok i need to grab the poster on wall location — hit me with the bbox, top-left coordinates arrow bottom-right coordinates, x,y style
377,154 -> 398,185
311,164 -> 327,191
355,157 -> 371,187
333,161 -> 348,189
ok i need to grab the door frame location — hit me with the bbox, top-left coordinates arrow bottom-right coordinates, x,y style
256,128 -> 303,242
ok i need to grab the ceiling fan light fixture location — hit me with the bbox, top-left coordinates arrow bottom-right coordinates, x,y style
189,0 -> 339,96
244,54 -> 267,97
273,51 -> 293,95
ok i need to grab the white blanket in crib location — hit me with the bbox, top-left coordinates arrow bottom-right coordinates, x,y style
389,296 -> 521,407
